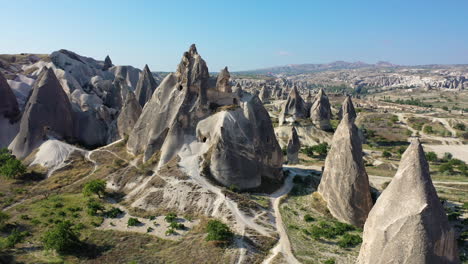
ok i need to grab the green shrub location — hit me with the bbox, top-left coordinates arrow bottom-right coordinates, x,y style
165,213 -> 177,223
127,217 -> 141,227
324,258 -> 336,264
439,163 -> 454,174
382,151 -> 392,158
82,179 -> 106,198
169,222 -> 185,230
0,158 -> 26,179
303,214 -> 315,222
104,207 -> 123,218
425,151 -> 438,162
147,227 -> 153,233
454,123 -> 466,131
165,228 -> 176,236
86,199 -> 105,216
337,233 -> 362,248
42,221 -> 81,254
423,125 -> 433,134
1,229 -> 29,248
309,221 -> 355,240
205,220 -> 233,242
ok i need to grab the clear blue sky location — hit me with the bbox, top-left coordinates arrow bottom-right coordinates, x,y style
2,0 -> 467,71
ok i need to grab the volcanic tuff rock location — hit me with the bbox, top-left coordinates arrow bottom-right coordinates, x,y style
259,85 -> 270,102
0,72 -> 20,121
357,139 -> 459,264
127,44 -> 211,163
109,65 -> 141,90
103,55 -> 113,71
310,88 -> 332,130
196,93 -> 283,190
216,66 -> 231,93
10,68 -> 74,159
117,91 -> 142,138
286,126 -> 300,164
134,64 -> 158,107
337,95 -> 356,121
317,113 -> 373,227
279,85 -> 308,125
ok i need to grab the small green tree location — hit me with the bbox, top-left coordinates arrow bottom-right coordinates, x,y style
82,179 -> 106,198
425,152 -> 438,162
42,221 -> 81,254
206,219 -> 233,242
86,199 -> 105,216
0,158 -> 26,179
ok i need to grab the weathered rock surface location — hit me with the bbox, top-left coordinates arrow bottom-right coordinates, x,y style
117,91 -> 142,138
10,68 -> 74,159
337,95 -> 356,121
317,113 -> 373,227
0,72 -> 20,121
134,65 -> 158,107
279,85 -> 308,125
259,85 -> 270,102
357,139 -> 459,264
216,67 -> 231,93
287,126 -> 300,164
109,65 -> 141,90
310,88 -> 332,130
196,93 -> 283,190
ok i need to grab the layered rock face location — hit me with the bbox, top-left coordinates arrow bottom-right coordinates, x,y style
134,65 -> 158,107
337,95 -> 356,121
196,93 -> 283,190
279,85 -> 308,125
286,126 -> 300,164
310,88 -> 332,130
317,112 -> 373,227
216,67 -> 231,93
10,68 -> 74,159
357,139 -> 459,264
0,72 -> 20,121
117,91 -> 142,138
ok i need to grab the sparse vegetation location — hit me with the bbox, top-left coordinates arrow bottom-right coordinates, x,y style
0,148 -> 26,179
205,219 -> 233,243
42,221 -> 82,254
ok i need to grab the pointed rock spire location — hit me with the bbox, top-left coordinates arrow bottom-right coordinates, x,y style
216,66 -> 231,93
103,55 -> 113,71
176,44 -> 209,104
357,139 -> 459,263
317,113 -> 373,227
306,90 -> 314,104
287,126 -> 301,164
0,72 -> 20,121
134,64 -> 158,107
338,95 -> 357,121
11,67 -> 74,159
279,85 -> 308,125
310,88 -> 332,130
259,85 -> 270,102
117,91 -> 142,138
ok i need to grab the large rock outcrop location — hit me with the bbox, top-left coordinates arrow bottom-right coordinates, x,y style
279,86 -> 308,125
317,113 -> 373,227
287,126 -> 300,164
10,68 -> 74,159
357,139 -> 459,263
310,88 -> 332,130
259,85 -> 270,102
216,67 -> 231,93
117,91 -> 142,138
134,64 -> 158,107
102,55 -> 113,71
127,44 -> 211,163
196,93 -> 283,190
109,65 -> 141,90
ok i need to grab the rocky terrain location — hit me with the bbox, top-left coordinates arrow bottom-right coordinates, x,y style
0,48 -> 466,264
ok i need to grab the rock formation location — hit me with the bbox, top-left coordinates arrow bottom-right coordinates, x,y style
279,85 -> 308,125
103,55 -> 113,71
10,68 -> 74,159
109,65 -> 141,90
317,112 -> 373,227
357,139 -> 459,264
287,126 -> 300,164
232,83 -> 243,97
216,67 -> 231,93
117,91 -> 142,138
197,94 -> 283,190
310,88 -> 332,130
134,64 -> 158,107
337,95 -> 356,121
0,72 -> 20,121
259,85 -> 270,102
